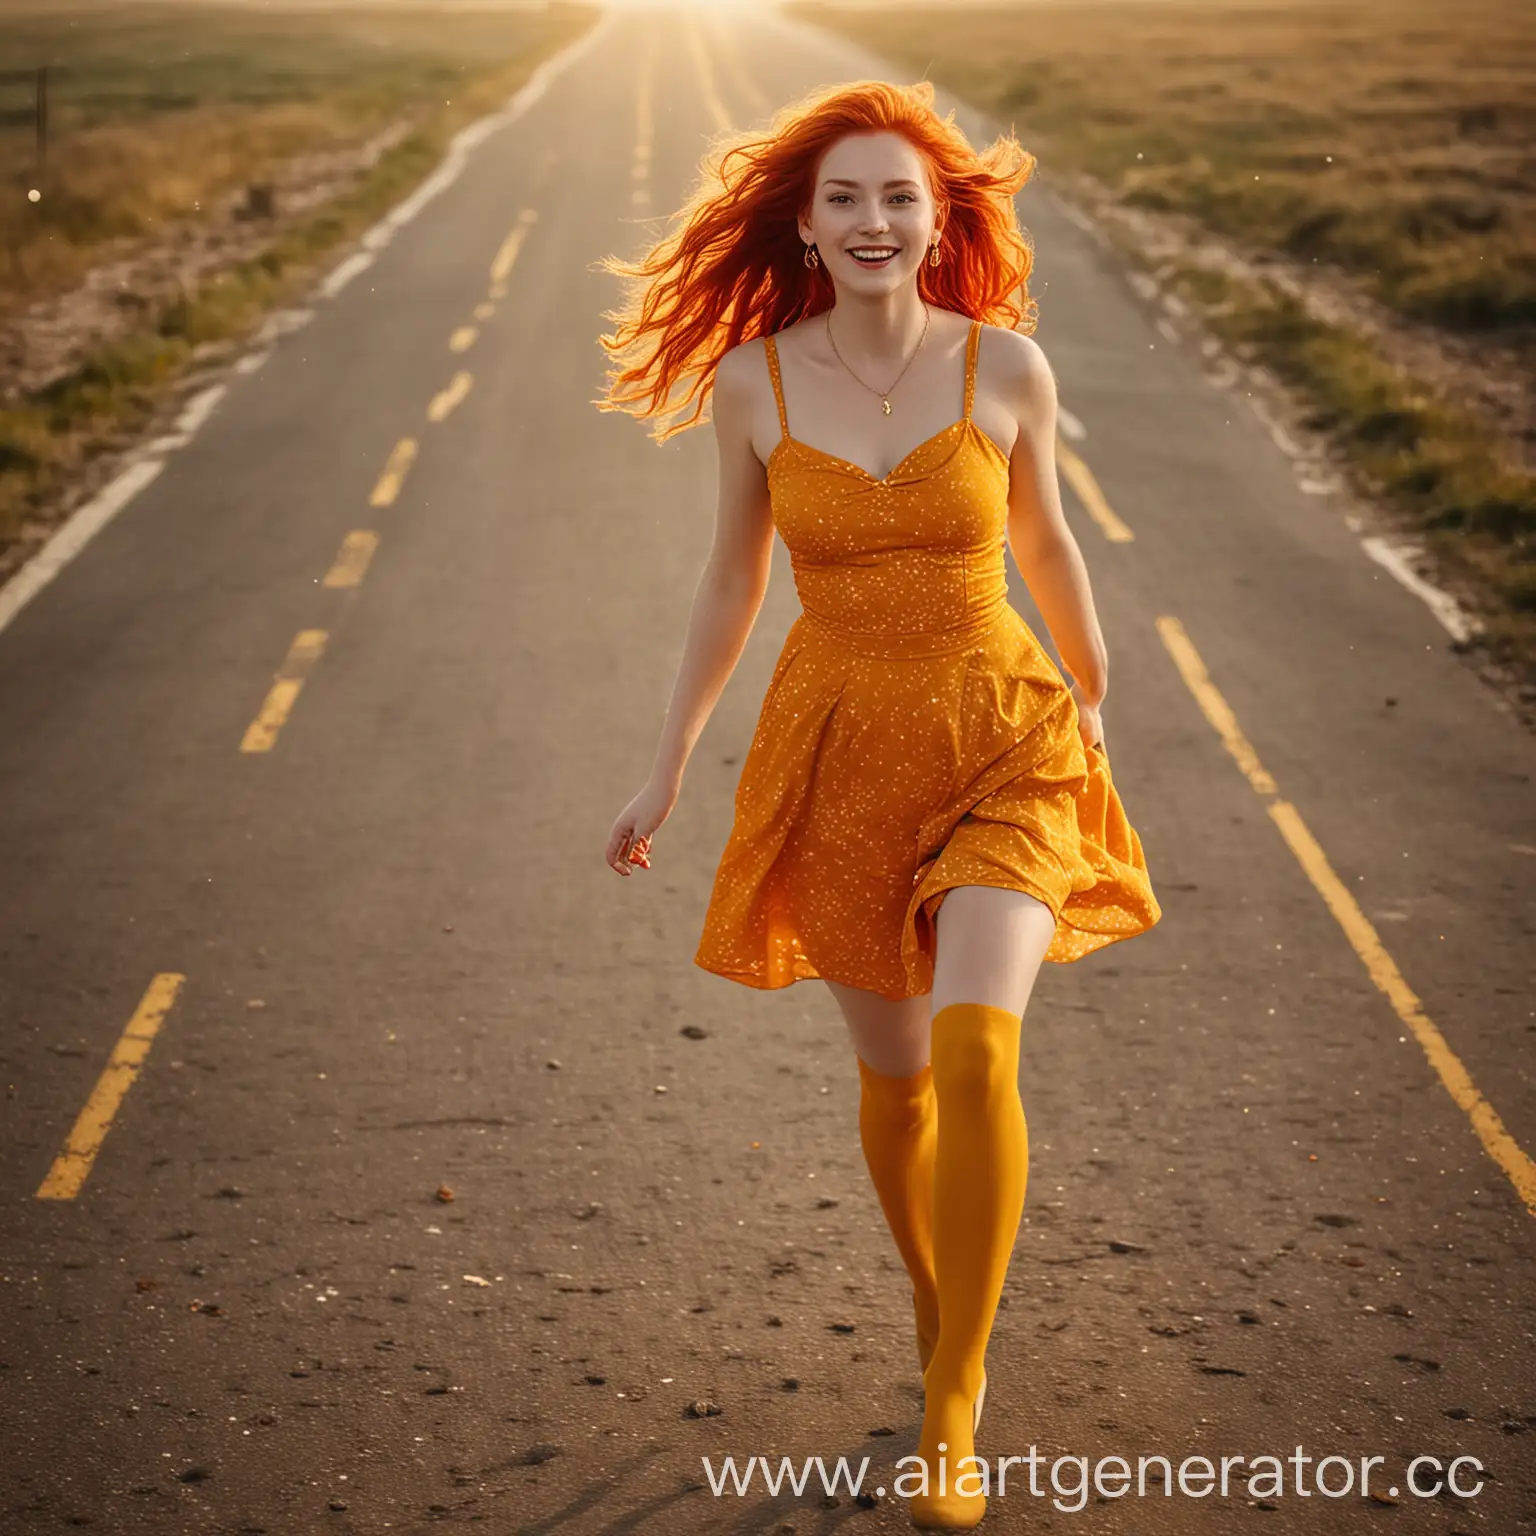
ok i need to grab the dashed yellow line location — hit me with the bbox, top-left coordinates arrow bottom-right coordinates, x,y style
633,38 -> 655,207
1158,614 -> 1536,1215
240,628 -> 328,754
369,438 -> 417,507
491,209 -> 538,287
243,192 -> 534,765
703,9 -> 772,119
37,972 -> 186,1200
427,371 -> 474,424
684,13 -> 731,135
323,530 -> 379,589
1058,441 -> 1135,543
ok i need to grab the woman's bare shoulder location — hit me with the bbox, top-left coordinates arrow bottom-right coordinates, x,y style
980,321 -> 1047,366
980,324 -> 1057,405
712,337 -> 780,457
712,336 -> 772,413
715,333 -> 775,387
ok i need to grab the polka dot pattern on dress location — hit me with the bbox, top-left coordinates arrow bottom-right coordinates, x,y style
693,318 -> 1162,1000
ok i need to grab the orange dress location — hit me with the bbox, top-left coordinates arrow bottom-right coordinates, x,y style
694,319 -> 1161,1001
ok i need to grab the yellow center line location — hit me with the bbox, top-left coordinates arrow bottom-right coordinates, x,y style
703,10 -> 772,120
684,13 -> 732,135
632,40 -> 655,207
1058,440 -> 1135,543
240,628 -> 329,754
322,530 -> 379,589
490,209 -> 538,288
474,301 -> 495,321
448,326 -> 478,354
369,438 -> 417,508
636,37 -> 654,164
1157,614 -> 1536,1215
37,972 -> 186,1200
427,371 -> 474,424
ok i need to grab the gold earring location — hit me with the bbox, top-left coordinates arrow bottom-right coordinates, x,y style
928,237 -> 942,267
804,243 -> 819,270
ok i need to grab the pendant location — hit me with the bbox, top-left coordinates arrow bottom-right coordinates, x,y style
881,398 -> 891,415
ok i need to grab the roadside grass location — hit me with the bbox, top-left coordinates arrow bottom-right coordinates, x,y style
0,2 -> 598,563
791,0 -> 1536,681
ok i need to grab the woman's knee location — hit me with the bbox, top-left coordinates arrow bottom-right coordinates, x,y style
930,1007 -> 1020,1096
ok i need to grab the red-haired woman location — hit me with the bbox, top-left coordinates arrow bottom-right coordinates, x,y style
598,80 -> 1160,1529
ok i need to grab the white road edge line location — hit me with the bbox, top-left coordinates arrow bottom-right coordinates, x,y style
1144,260 -> 1485,650
0,461 -> 165,634
1359,535 -> 1482,644
0,9 -> 615,642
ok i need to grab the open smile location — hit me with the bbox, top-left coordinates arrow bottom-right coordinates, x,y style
847,246 -> 899,267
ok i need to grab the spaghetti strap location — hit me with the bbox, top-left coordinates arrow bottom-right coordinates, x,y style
763,333 -> 790,442
963,319 -> 981,420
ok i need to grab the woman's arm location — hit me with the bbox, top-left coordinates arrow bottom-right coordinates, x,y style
999,331 -> 1109,708
645,341 -> 778,791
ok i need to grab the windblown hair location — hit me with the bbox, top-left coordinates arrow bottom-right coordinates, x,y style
593,79 -> 1039,442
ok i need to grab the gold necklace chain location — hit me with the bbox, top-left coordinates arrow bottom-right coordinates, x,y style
824,302 -> 931,416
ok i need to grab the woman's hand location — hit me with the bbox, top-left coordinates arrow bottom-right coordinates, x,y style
1069,680 -> 1105,754
605,776 -> 678,877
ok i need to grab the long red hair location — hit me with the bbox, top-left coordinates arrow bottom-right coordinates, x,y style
593,79 -> 1039,442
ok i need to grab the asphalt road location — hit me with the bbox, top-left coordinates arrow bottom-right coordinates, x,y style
1,6 -> 1533,1533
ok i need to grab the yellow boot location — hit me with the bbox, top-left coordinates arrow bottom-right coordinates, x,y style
909,1003 -> 1028,1531
856,1055 -> 942,1376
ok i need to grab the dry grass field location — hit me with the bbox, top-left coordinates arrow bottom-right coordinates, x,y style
0,2 -> 597,574
793,0 -> 1536,692
0,2 -> 585,312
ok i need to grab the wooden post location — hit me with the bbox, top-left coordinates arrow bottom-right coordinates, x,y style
36,64 -> 48,179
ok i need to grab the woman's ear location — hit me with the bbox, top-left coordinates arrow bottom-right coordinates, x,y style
931,184 -> 948,240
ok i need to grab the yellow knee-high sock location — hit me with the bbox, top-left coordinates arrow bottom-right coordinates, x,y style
910,1003 -> 1029,1531
856,1056 -> 942,1374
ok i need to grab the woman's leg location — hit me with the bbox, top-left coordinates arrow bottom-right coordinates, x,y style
825,980 -> 941,1372
910,884 -> 1056,1530
826,979 -> 930,1076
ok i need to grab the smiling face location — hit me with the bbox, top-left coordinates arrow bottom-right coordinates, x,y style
798,130 -> 942,293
